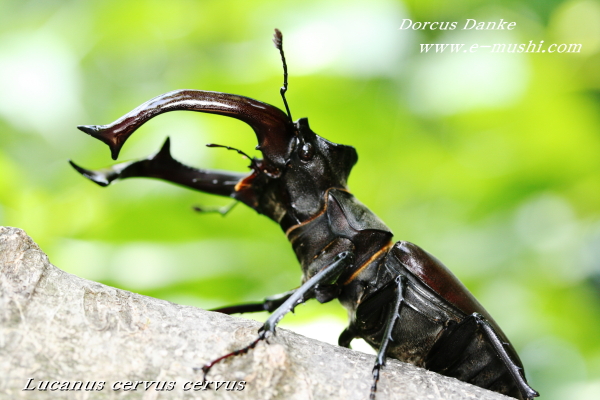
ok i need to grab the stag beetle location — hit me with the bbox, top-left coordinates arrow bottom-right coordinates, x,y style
70,30 -> 538,400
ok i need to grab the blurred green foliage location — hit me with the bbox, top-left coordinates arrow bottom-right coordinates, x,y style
1,0 -> 600,398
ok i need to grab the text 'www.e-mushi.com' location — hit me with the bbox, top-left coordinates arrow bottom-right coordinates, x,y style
419,41 -> 581,54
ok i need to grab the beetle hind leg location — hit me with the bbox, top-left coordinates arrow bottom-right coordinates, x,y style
474,314 -> 539,399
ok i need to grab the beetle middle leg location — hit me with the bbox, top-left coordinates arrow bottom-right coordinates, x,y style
210,290 -> 296,315
200,251 -> 354,379
369,275 -> 407,400
192,201 -> 238,216
338,275 -> 407,399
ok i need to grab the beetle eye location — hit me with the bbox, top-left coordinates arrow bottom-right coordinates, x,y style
299,142 -> 314,161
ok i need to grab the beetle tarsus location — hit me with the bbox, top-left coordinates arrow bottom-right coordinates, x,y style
199,332 -> 267,380
370,366 -> 381,400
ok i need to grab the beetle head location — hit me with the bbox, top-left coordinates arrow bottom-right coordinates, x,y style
235,116 -> 358,226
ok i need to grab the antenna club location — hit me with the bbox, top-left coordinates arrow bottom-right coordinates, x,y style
273,29 -> 283,48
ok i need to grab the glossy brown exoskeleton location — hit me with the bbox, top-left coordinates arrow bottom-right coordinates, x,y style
70,30 -> 538,400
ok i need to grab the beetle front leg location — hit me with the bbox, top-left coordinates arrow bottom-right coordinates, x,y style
70,137 -> 247,198
200,251 -> 354,378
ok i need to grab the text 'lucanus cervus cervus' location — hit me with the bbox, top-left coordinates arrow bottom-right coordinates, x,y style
70,29 -> 538,400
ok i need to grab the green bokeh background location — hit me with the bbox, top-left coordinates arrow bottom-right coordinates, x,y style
1,0 -> 600,398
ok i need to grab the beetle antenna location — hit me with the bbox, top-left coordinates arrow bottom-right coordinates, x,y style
273,29 -> 293,123
206,143 -> 259,171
